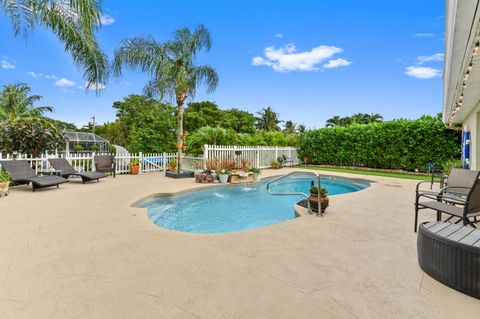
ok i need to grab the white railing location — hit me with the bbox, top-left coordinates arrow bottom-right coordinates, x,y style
0,145 -> 299,174
203,145 -> 300,168
0,151 -> 202,175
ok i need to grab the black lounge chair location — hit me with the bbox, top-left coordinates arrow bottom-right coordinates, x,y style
94,155 -> 116,178
415,177 -> 480,231
48,158 -> 107,183
0,160 -> 68,192
414,168 -> 480,232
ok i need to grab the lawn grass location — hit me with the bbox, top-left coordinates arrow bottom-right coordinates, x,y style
297,165 -> 433,181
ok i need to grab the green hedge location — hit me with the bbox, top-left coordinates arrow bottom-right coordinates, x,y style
298,116 -> 461,171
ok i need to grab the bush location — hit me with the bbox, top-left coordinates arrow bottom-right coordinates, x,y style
298,116 -> 461,171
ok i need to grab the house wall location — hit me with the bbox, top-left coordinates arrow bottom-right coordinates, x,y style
463,102 -> 480,170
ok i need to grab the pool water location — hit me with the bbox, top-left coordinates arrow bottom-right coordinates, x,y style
138,175 -> 369,234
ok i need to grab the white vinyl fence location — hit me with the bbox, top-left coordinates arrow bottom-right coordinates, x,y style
0,151 -> 202,175
0,145 -> 299,174
203,145 -> 300,168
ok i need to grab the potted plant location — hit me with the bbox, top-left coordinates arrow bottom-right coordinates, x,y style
277,156 -> 286,168
308,185 -> 329,213
218,168 -> 230,184
0,169 -> 11,197
128,159 -> 140,175
73,144 -> 84,152
271,160 -> 280,169
91,144 -> 100,152
168,159 -> 177,171
250,167 -> 261,182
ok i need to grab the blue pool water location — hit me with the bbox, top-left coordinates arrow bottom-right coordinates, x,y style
138,175 -> 369,234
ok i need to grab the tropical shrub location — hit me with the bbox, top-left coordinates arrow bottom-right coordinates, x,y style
298,115 -> 461,171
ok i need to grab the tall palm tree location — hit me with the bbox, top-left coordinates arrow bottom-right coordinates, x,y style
283,120 -> 297,135
113,25 -> 219,172
325,115 -> 342,127
368,113 -> 383,123
297,124 -> 307,134
0,83 -> 53,123
0,0 -> 108,87
256,107 -> 282,131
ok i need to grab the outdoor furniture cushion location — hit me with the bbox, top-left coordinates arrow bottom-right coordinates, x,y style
49,158 -> 107,183
0,160 -> 68,191
94,155 -> 116,178
417,221 -> 480,299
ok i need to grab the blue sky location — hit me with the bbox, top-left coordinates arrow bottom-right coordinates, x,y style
0,0 -> 445,129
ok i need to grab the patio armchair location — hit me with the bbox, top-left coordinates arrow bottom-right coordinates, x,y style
414,168 -> 480,232
94,155 -> 116,178
48,158 -> 107,183
0,160 -> 68,192
415,175 -> 480,232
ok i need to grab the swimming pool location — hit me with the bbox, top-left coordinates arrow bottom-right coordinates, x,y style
138,174 -> 370,234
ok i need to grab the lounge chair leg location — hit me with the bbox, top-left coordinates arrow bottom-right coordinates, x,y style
57,184 -> 59,188
436,210 -> 441,222
414,205 -> 419,233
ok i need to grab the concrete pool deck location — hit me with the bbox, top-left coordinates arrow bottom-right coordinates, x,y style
0,168 -> 479,318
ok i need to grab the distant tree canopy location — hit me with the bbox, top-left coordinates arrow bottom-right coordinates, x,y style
184,101 -> 256,134
88,97 -> 303,153
94,94 -> 177,153
325,113 -> 383,127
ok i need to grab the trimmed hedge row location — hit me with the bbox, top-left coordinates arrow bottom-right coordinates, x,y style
298,116 -> 461,171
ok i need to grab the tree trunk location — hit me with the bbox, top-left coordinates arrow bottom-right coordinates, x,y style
176,99 -> 184,173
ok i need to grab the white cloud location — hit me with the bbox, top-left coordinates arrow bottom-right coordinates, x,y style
417,53 -> 444,65
1,60 -> 15,69
323,58 -> 352,69
252,43 -> 347,72
86,82 -> 106,90
274,33 -> 284,38
27,71 -> 42,78
413,33 -> 435,38
55,78 -> 75,87
44,74 -> 58,80
100,14 -> 115,26
404,66 -> 441,79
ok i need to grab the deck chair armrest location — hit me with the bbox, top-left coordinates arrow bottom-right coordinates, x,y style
416,181 -> 434,192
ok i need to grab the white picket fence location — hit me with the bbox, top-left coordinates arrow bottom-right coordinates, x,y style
203,145 -> 300,168
0,145 -> 300,174
0,152 -> 200,175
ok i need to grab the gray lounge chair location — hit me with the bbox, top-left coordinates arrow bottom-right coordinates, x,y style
94,155 -> 116,178
415,176 -> 480,231
415,168 -> 480,232
0,160 -> 68,192
48,158 -> 107,183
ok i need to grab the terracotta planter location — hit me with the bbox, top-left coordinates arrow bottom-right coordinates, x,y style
182,146 -> 187,152
274,163 -> 281,169
130,165 -> 139,175
168,163 -> 177,171
308,193 -> 329,212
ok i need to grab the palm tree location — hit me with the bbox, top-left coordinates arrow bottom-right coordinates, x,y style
0,0 -> 108,87
0,83 -> 53,123
325,116 -> 342,127
256,107 -> 282,131
297,124 -> 307,134
113,25 -> 219,172
368,113 -> 383,123
0,83 -> 64,155
283,120 -> 297,135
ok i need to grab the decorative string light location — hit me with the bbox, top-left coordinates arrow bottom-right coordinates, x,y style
450,37 -> 480,125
